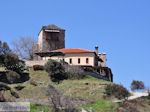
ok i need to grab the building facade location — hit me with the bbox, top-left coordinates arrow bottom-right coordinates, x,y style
41,48 -> 99,67
28,24 -> 113,81
33,24 -> 107,67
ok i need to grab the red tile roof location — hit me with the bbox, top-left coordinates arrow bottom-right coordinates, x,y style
51,48 -> 95,54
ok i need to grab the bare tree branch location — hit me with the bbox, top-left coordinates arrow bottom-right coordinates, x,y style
12,37 -> 36,60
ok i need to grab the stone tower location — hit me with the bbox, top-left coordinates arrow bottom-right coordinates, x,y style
38,24 -> 65,52
32,24 -> 65,60
99,53 -> 107,67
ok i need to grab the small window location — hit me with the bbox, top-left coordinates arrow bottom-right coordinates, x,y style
69,58 -> 72,64
78,58 -> 80,64
86,58 -> 89,64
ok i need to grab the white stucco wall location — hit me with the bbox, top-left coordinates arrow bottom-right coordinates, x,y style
42,56 -> 64,62
42,53 -> 96,66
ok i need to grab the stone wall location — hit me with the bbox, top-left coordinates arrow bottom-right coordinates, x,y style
44,30 -> 65,51
25,60 -> 48,67
37,27 -> 65,52
33,25 -> 65,60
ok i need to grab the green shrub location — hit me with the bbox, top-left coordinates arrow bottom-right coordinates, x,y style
4,53 -> 25,74
131,80 -> 145,91
6,71 -> 20,84
0,41 -> 25,74
44,59 -> 67,83
105,84 -> 129,100
45,59 -> 86,83
33,65 -> 44,71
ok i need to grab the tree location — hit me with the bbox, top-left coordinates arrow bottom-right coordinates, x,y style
0,41 -> 11,65
4,53 -> 25,74
2,42 -> 9,50
12,37 -> 35,60
0,41 -> 10,54
131,80 -> 145,91
0,40 -> 25,74
105,84 -> 129,100
44,59 -> 67,83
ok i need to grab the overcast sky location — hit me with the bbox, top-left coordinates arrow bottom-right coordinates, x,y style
0,0 -> 150,89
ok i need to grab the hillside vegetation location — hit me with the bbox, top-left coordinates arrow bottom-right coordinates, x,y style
2,69 -> 118,111
1,69 -> 150,112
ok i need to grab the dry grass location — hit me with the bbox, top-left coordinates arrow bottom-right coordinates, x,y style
2,69 -> 115,112
28,69 -> 50,85
5,70 -> 111,101
52,76 -> 111,101
5,69 -> 50,100
1,69 -> 150,112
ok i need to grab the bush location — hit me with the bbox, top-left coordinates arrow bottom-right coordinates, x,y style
33,65 -> 44,71
44,59 -> 67,83
4,53 -> 25,74
64,65 -> 85,79
105,84 -> 129,100
6,71 -> 20,84
45,59 -> 86,83
0,41 -> 26,74
131,80 -> 145,91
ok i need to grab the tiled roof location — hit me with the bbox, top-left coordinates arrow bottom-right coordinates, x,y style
51,48 -> 95,54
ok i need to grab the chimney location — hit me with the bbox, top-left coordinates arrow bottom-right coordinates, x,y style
95,46 -> 99,55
